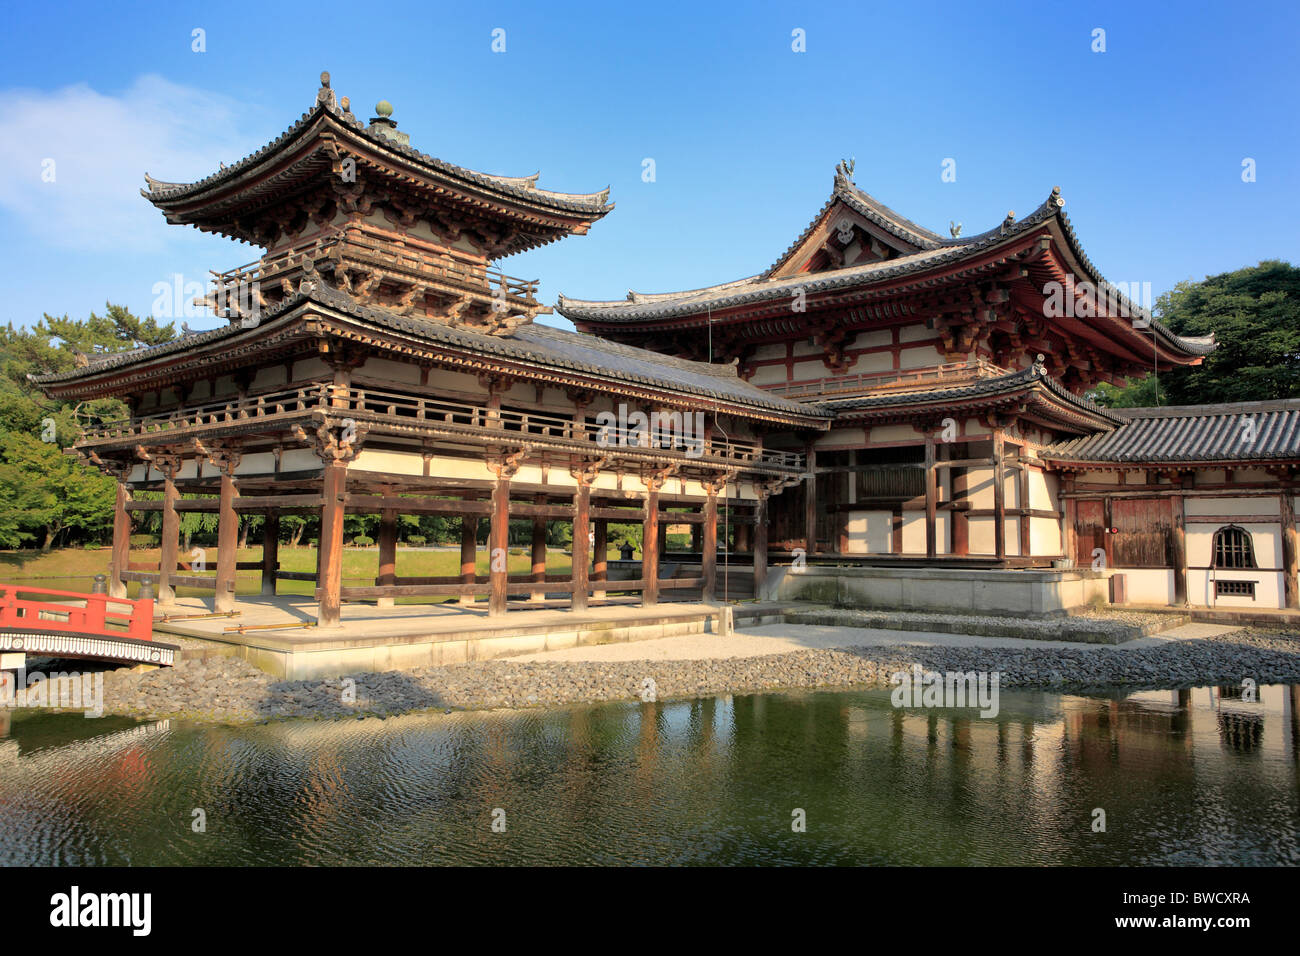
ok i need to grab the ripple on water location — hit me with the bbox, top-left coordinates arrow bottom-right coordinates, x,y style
1,684 -> 1298,865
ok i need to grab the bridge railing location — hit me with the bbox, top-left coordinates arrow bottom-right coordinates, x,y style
0,586 -> 155,643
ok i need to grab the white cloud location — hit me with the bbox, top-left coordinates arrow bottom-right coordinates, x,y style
0,74 -> 270,252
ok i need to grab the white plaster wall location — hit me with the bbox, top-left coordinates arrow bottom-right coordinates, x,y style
1115,568 -> 1175,605
846,510 -> 892,553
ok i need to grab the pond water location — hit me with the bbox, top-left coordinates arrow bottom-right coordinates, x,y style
1,684 -> 1297,865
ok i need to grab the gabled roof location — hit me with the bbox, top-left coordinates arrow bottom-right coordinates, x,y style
142,76 -> 612,254
1042,400 -> 1300,465
556,174 -> 1215,365
31,286 -> 829,425
763,161 -> 948,277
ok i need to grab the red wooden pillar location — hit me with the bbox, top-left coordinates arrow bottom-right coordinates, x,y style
317,459 -> 346,626
215,466 -> 239,613
459,511 -> 478,606
702,490 -> 718,601
1019,455 -> 1033,559
992,429 -> 1006,562
158,466 -> 180,605
377,507 -> 398,607
924,432 -> 937,560
804,442 -> 818,556
592,518 -> 608,600
753,494 -> 769,598
1061,472 -> 1077,565
109,479 -> 131,599
1282,482 -> 1299,610
643,483 -> 660,606
261,509 -> 279,597
489,477 -> 510,617
1171,486 -> 1189,606
572,482 -> 591,611
530,494 -> 548,602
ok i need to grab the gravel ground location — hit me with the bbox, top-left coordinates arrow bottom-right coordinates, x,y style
9,624 -> 1300,724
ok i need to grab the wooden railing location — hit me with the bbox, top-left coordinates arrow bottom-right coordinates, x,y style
82,385 -> 806,471
214,233 -> 540,304
0,585 -> 154,642
765,359 -> 1010,401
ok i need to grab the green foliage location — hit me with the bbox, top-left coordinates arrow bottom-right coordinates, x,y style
0,304 -> 175,550
352,535 -> 375,548
407,535 -> 427,547
1096,261 -> 1300,407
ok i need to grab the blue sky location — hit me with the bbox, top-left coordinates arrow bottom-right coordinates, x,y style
1,0 -> 1296,333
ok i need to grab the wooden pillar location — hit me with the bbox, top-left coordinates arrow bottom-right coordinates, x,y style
317,459 -> 346,626
735,520 -> 751,554
109,479 -> 131,599
804,443 -> 817,555
158,468 -> 180,605
572,483 -> 590,611
1061,473 -> 1077,565
1018,455 -> 1032,559
753,494 -> 769,598
952,453 -> 969,557
658,518 -> 668,555
702,491 -> 718,601
261,509 -> 279,597
215,468 -> 239,613
924,432 -> 937,560
530,494 -> 547,602
489,477 -> 510,617
1171,484 -> 1189,606
459,509 -> 478,606
691,523 -> 702,554
593,518 -> 608,600
644,484 -> 660,606
1282,483 -> 1299,610
992,429 -> 1006,561
376,507 -> 397,608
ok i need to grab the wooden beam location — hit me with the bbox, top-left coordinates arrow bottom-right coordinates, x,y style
1171,489 -> 1188,606
1018,447 -> 1031,558
1060,473 -> 1077,566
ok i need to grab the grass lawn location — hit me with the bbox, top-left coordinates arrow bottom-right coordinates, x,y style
0,544 -> 634,603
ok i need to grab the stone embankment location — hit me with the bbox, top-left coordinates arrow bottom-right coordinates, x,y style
15,621 -> 1297,723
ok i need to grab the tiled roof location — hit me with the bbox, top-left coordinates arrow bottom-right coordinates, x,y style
556,183 -> 1214,361
142,97 -> 612,217
822,363 -> 1126,427
32,287 -> 829,422
1042,400 -> 1300,464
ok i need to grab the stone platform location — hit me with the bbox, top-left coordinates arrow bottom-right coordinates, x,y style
152,596 -> 788,680
766,564 -> 1109,617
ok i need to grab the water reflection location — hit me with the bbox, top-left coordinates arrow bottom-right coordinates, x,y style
1,684 -> 1297,865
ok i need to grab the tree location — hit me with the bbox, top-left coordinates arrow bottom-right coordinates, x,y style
1095,260 -> 1300,407
0,304 -> 176,549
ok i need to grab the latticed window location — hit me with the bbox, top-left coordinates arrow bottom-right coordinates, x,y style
1212,526 -> 1256,569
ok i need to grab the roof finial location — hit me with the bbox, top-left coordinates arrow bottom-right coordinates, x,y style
368,100 -> 409,145
949,220 -> 962,238
1050,185 -> 1065,208
316,71 -> 337,110
835,157 -> 855,185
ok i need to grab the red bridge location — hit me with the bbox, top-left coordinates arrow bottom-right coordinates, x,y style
0,585 -> 178,668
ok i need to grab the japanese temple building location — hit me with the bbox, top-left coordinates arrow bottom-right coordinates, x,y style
34,75 -> 1300,626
